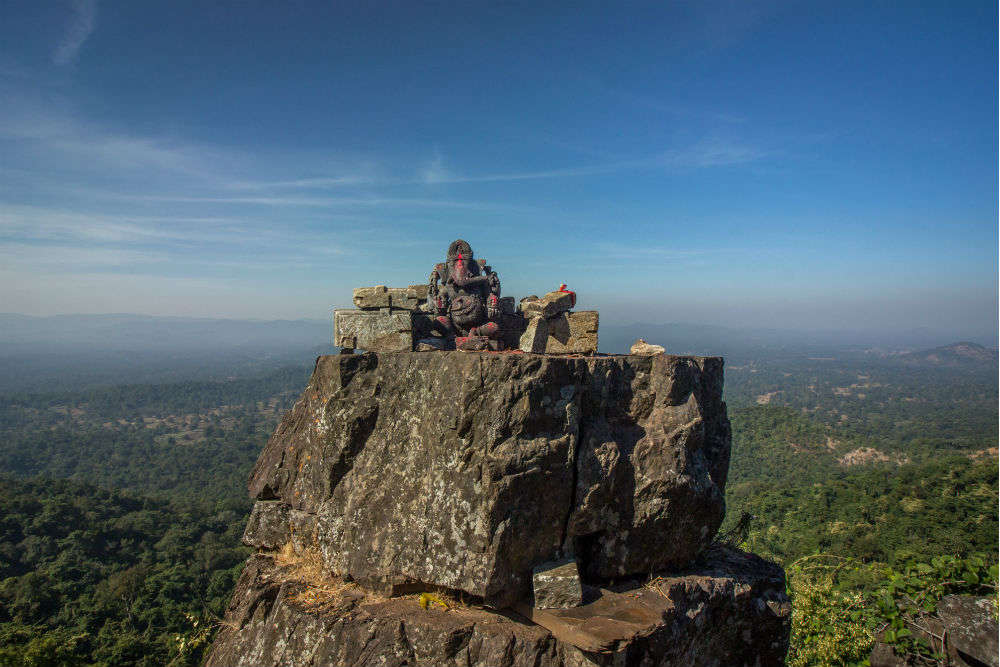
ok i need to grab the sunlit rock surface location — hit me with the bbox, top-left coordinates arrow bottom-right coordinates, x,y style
206,350 -> 791,665
204,547 -> 791,667
245,351 -> 730,607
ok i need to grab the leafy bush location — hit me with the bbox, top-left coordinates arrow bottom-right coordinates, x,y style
785,553 -> 998,667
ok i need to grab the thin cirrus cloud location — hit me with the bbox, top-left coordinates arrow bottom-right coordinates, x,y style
2,84 -> 766,205
228,175 -> 377,190
0,243 -> 169,269
0,205 -> 251,244
1,101 -> 242,187
0,73 -> 771,295
235,140 -> 766,190
52,0 -> 98,66
409,140 -> 766,185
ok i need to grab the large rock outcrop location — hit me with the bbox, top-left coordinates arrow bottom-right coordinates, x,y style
208,350 -> 791,665
246,351 -> 730,607
204,546 -> 791,667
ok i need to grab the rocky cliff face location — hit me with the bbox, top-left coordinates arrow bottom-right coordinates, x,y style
205,546 -> 790,667
246,352 -> 729,606
206,351 -> 790,666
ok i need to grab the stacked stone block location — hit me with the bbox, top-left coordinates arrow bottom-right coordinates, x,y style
335,285 -> 600,355
333,285 -> 430,352
518,291 -> 599,355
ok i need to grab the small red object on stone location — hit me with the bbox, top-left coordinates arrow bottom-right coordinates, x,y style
558,283 -> 577,308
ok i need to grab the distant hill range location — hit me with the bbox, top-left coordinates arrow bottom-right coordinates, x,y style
0,313 -> 334,394
0,313 -> 995,393
0,313 -> 331,353
897,342 -> 998,367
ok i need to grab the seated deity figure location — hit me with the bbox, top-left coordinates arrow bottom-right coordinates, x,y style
428,239 -> 502,343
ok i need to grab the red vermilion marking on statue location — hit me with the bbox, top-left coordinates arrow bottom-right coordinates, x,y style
427,240 -> 504,346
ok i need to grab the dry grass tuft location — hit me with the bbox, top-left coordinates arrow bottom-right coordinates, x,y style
273,531 -> 470,614
643,576 -> 670,599
274,541 -> 377,612
275,541 -> 330,583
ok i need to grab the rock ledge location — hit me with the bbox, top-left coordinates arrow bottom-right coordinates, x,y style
204,546 -> 791,667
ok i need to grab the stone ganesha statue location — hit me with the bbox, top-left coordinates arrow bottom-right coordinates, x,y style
427,239 -> 503,344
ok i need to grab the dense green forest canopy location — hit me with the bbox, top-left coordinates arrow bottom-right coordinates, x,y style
0,345 -> 995,666
0,477 -> 248,667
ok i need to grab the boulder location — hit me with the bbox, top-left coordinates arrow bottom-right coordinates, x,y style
630,338 -> 665,356
870,595 -> 999,667
247,352 -> 730,607
936,595 -> 999,667
204,546 -> 790,667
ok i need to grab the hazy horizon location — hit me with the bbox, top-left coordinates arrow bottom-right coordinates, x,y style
1,311 -> 995,351
1,3 -> 996,337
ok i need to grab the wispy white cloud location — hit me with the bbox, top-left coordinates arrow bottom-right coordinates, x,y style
0,205 -> 252,244
52,0 -> 98,66
0,96 -> 243,186
666,139 -> 764,168
594,243 -> 713,260
0,242 -> 168,269
0,69 -> 764,300
229,175 -> 375,190
418,140 -> 766,184
418,149 -> 453,184
105,193 -> 536,212
1,82 -> 763,203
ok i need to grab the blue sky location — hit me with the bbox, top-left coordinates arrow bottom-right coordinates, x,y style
1,1 -> 996,337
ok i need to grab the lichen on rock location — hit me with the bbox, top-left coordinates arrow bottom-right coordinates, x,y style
246,351 -> 730,607
206,349 -> 790,665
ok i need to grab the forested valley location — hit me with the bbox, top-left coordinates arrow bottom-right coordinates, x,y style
0,344 -> 996,666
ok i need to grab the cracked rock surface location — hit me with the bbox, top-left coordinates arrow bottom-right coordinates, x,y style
204,547 -> 790,667
248,352 -> 730,608
245,351 -> 731,607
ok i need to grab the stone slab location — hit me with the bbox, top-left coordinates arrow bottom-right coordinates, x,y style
522,291 -> 575,318
353,286 -> 391,309
415,337 -> 448,351
406,284 -> 430,300
870,600 -> 999,667
387,288 -> 424,311
333,310 -> 413,352
352,285 -> 429,311
247,352 -> 731,606
532,559 -> 583,609
545,311 -> 598,355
